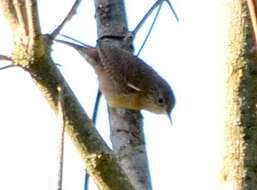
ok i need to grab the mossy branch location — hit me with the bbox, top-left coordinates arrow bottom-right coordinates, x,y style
0,0 -> 135,189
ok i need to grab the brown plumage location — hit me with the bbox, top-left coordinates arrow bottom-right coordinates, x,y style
55,40 -> 175,123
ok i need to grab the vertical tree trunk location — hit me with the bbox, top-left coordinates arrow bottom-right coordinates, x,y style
221,0 -> 257,189
94,1 -> 152,189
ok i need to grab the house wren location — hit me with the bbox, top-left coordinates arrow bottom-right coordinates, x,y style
55,39 -> 175,123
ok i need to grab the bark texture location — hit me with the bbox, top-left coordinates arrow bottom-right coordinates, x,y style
221,0 -> 257,189
94,0 -> 152,190
0,0 -> 136,189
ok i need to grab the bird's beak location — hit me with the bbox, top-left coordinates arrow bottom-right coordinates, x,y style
167,113 -> 173,126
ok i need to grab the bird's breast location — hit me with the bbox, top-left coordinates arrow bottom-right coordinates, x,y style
95,69 -> 143,110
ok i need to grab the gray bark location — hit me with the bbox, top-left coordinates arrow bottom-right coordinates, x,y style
94,1 -> 152,190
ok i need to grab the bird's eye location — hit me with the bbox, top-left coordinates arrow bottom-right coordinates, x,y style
158,97 -> 164,105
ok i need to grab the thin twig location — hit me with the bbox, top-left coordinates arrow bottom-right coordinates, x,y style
59,34 -> 92,47
0,64 -> 17,70
132,0 -> 161,36
0,55 -> 13,61
84,171 -> 90,190
57,85 -> 65,190
51,0 -> 82,39
132,0 -> 178,37
165,0 -> 179,21
92,90 -> 102,125
137,1 -> 164,56
84,90 -> 102,190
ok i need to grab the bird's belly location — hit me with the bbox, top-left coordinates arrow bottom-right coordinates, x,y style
99,80 -> 142,109
105,93 -> 142,110
95,66 -> 142,110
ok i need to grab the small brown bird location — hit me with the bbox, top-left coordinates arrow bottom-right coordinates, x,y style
55,39 -> 175,123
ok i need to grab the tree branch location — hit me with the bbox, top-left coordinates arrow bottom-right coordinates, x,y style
0,0 -> 135,189
0,0 -> 18,31
0,55 -> 12,61
94,0 -> 152,189
221,0 -> 257,188
51,0 -> 82,39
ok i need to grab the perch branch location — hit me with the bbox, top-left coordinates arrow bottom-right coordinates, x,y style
0,0 -> 136,189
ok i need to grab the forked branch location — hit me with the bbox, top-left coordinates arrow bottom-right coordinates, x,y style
0,0 -> 135,189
